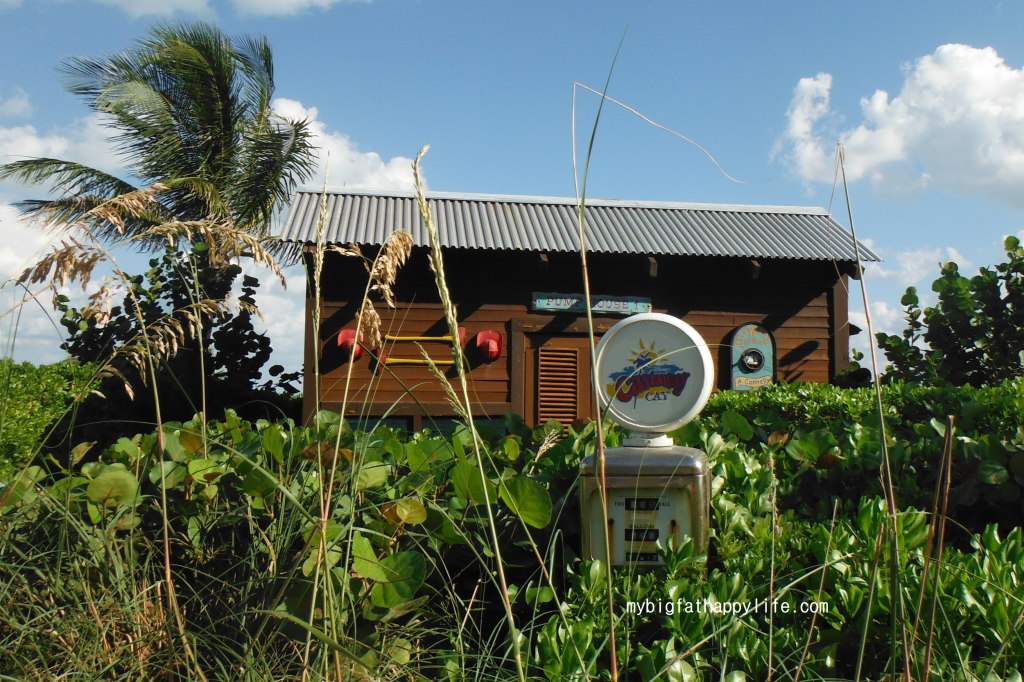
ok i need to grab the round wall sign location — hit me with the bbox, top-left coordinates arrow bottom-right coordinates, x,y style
595,313 -> 714,433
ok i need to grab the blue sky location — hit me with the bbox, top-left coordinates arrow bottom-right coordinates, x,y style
2,0 -> 1024,377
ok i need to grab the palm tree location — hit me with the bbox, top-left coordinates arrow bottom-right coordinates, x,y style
0,21 -> 315,245
1,23 -> 318,438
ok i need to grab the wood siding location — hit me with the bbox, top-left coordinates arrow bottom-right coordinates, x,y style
303,248 -> 853,425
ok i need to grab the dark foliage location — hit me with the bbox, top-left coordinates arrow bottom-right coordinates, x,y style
48,244 -> 300,453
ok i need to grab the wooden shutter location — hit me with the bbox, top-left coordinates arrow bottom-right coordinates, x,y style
536,347 -> 579,426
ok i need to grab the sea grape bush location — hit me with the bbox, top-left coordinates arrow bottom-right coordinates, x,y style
1,381 -> 1023,679
690,379 -> 1024,536
877,235 -> 1024,386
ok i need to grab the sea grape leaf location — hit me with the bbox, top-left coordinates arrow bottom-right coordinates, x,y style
86,469 -> 139,507
499,474 -> 552,529
370,551 -> 425,608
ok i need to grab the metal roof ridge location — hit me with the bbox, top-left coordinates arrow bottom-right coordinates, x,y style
291,187 -> 832,216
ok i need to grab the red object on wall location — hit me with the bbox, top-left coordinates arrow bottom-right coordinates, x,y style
337,328 -> 363,361
475,330 -> 503,361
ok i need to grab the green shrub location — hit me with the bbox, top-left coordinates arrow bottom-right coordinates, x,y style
687,380 -> 1024,537
0,358 -> 94,480
2,403 -> 1022,680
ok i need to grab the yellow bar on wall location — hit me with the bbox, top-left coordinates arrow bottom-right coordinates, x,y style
384,334 -> 457,342
383,358 -> 456,366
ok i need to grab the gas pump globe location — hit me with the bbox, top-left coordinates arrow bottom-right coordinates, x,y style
580,313 -> 715,566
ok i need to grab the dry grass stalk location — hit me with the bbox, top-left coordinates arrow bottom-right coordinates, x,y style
368,231 -> 413,308
98,298 -> 232,398
139,220 -> 285,286
356,300 -> 382,352
419,343 -> 467,421
335,231 -> 413,353
17,237 -> 104,290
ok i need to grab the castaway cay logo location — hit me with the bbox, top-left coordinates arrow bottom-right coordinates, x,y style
606,340 -> 691,405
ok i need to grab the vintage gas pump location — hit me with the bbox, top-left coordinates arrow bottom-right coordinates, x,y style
580,313 -> 715,566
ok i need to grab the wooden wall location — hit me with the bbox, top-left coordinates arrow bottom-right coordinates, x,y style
303,247 -> 855,425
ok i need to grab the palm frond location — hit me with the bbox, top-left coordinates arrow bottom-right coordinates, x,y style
0,159 -> 136,199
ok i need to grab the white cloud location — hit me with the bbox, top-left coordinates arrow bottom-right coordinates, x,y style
93,0 -> 213,17
0,0 -> 367,17
0,113 -> 122,181
780,44 -> 1024,207
238,263 -> 307,374
849,298 -> 906,375
862,241 -> 971,288
850,299 -> 904,338
231,0 -> 368,15
0,88 -> 32,119
0,201 -> 68,363
0,110 -> 123,364
777,73 -> 836,183
272,98 -> 417,192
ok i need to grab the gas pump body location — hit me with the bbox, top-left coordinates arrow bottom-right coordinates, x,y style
580,445 -> 709,565
580,313 -> 714,566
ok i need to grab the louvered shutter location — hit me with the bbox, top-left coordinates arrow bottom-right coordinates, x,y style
536,347 -> 579,426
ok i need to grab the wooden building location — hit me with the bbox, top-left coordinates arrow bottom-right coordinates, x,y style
281,189 -> 878,429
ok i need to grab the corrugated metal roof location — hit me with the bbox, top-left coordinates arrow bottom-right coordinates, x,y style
279,189 -> 879,262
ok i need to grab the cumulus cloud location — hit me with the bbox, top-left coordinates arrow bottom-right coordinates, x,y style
779,44 -> 1024,207
95,0 -> 211,16
237,263 -> 307,374
0,105 -> 124,363
231,0 -> 367,15
862,239 -> 971,288
0,200 -> 68,363
779,73 -> 837,183
272,98 -> 416,191
0,112 -> 122,181
0,88 -> 32,119
850,299 -> 904,339
0,0 -> 367,17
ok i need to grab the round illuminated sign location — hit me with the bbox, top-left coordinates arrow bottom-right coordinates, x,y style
595,313 -> 714,433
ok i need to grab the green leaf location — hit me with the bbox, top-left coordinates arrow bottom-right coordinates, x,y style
499,474 -> 552,529
979,459 -> 1009,485
395,497 -> 427,525
721,410 -> 753,440
450,460 -> 496,505
370,551 -> 425,608
86,469 -> 139,507
352,532 -> 387,581
242,468 -> 277,497
188,458 -> 226,484
0,466 -> 46,509
356,462 -> 391,490
502,437 -> 521,462
261,423 -> 286,463
149,461 -> 187,489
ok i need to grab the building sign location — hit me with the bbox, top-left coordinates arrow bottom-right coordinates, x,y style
532,292 -> 652,316
730,322 -> 776,391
